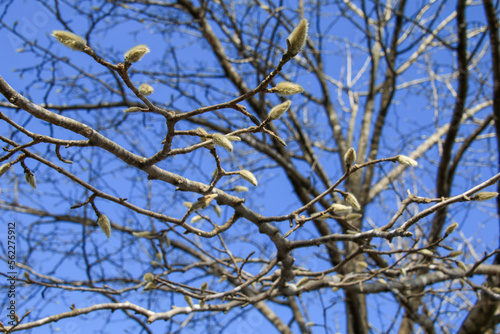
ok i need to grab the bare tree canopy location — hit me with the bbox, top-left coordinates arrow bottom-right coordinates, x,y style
1,0 -> 499,333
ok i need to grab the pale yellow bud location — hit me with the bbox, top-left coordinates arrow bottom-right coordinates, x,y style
143,273 -> 155,282
287,19 -> 309,56
124,44 -> 150,63
471,192 -> 499,201
25,171 -> 36,189
344,148 -> 356,167
270,82 -> 304,96
212,133 -> 233,152
0,163 -> 10,177
419,249 -> 433,257
97,214 -> 111,238
192,194 -> 218,210
346,213 -> 362,221
155,252 -> 163,262
444,222 -> 458,235
213,205 -> 222,217
143,282 -> 157,291
123,107 -> 142,113
269,100 -> 291,120
331,204 -> 352,213
234,186 -> 249,192
201,282 -> 208,292
457,261 -> 468,272
239,170 -> 258,186
184,295 -> 194,309
448,251 -> 463,258
52,30 -> 87,51
396,155 -> 418,167
315,213 -> 334,220
344,193 -> 361,211
183,201 -> 193,208
139,83 -> 154,96
132,231 -> 155,238
226,135 -> 241,142
191,216 -> 202,224
440,244 -> 454,251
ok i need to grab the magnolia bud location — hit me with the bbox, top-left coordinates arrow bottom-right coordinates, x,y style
0,163 -> 10,177
97,214 -> 111,238
331,204 -> 352,213
457,261 -> 468,272
52,30 -> 87,51
419,249 -> 433,257
269,100 -> 291,120
448,251 -> 463,258
124,44 -> 150,63
191,216 -> 202,224
343,193 -> 361,211
25,171 -> 36,189
143,273 -> 154,282
270,82 -> 304,96
143,282 -> 157,291
212,133 -> 233,153
213,205 -> 222,217
444,222 -> 458,235
346,213 -> 362,221
234,186 -> 249,192
123,107 -> 142,113
184,295 -> 194,309
344,148 -> 356,168
471,192 -> 498,201
239,170 -> 258,186
139,83 -> 154,96
287,19 -> 309,56
396,155 -> 418,166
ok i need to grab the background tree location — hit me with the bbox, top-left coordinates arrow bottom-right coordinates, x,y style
0,0 -> 499,333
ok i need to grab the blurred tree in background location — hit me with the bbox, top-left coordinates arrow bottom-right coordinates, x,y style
1,0 -> 499,333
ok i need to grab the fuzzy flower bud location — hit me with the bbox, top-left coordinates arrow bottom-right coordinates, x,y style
471,192 -> 498,201
444,222 -> 458,235
239,170 -> 258,186
448,251 -> 463,258
269,100 -> 291,120
123,107 -> 142,113
97,214 -> 111,238
346,213 -> 362,221
212,133 -> 233,153
396,155 -> 418,166
184,295 -> 194,309
0,163 -> 10,177
331,204 -> 352,213
213,205 -> 222,217
124,44 -> 150,63
234,186 -> 249,192
270,82 -> 304,96
343,193 -> 361,211
191,216 -> 203,224
419,249 -> 434,257
52,30 -> 87,51
139,83 -> 154,96
287,19 -> 309,56
25,171 -> 36,189
143,273 -> 155,282
344,148 -> 356,168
